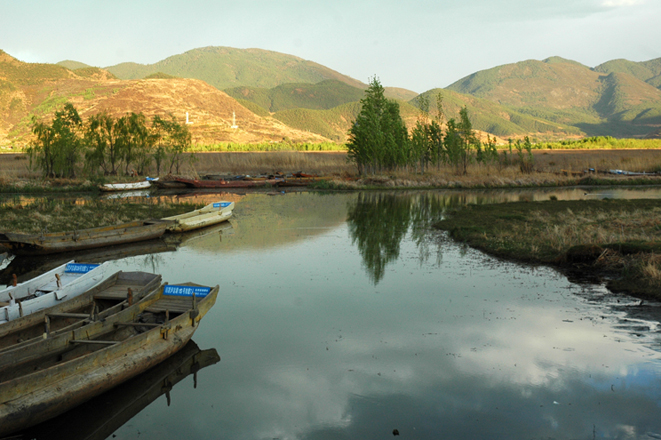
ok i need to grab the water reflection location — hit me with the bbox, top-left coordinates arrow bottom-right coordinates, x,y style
347,192 -> 451,284
5,189 -> 661,439
16,341 -> 220,440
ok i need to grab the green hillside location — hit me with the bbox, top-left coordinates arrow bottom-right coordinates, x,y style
411,88 -> 579,137
105,46 -> 365,90
226,80 -> 365,112
594,58 -> 661,88
273,102 -> 362,141
446,56 -> 661,137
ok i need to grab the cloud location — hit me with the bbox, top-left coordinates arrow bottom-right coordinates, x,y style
601,0 -> 645,6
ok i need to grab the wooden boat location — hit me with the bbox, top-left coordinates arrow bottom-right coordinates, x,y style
162,201 -> 235,232
0,281 -> 219,436
99,180 -> 153,192
1,261 -> 109,324
0,270 -> 161,352
174,176 -> 282,188
152,179 -> 188,189
0,219 -> 172,256
17,341 -> 220,440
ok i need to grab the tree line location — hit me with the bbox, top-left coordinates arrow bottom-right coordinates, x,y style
347,77 -> 534,175
27,103 -> 192,179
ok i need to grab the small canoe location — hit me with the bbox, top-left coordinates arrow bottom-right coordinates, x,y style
18,340 -> 220,440
0,261 -> 109,324
174,176 -> 282,188
0,270 -> 161,352
0,219 -> 172,256
163,201 -> 235,232
99,179 -> 157,192
0,282 -> 219,436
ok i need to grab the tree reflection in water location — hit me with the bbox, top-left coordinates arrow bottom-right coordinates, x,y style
347,192 -> 460,284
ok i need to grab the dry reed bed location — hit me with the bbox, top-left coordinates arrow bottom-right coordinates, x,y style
2,149 -> 661,190
437,199 -> 661,299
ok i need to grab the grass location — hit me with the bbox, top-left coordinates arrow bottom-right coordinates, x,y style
435,198 -> 661,299
0,198 -> 203,234
3,148 -> 661,193
191,142 -> 346,153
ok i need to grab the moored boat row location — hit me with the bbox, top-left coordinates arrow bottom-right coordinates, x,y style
0,201 -> 235,256
0,269 -> 219,436
0,201 -> 230,435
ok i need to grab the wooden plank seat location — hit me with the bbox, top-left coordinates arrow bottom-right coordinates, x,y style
93,282 -> 145,301
145,297 -> 196,314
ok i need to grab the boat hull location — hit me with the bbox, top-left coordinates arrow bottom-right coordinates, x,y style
174,176 -> 281,188
99,181 -> 152,192
0,220 -> 171,256
0,284 -> 218,436
163,201 -> 235,232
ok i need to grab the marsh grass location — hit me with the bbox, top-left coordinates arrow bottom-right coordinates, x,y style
0,198 -> 203,234
436,199 -> 661,298
2,148 -> 661,192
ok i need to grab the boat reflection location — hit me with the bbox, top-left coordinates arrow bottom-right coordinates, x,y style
14,340 -> 220,440
0,238 -> 177,285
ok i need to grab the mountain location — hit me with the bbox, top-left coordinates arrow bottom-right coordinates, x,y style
225,80 -> 367,113
410,88 -> 580,138
104,46 -> 366,90
594,58 -> 661,89
0,51 -> 328,146
57,60 -> 92,70
446,56 -> 661,137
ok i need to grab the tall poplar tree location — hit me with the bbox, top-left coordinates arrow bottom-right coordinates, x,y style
346,77 -> 408,175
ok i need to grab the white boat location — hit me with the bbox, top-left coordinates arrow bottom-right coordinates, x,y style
163,201 -> 235,232
99,178 -> 157,192
0,261 -> 108,324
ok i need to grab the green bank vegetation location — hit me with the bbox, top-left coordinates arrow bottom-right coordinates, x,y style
191,141 -> 345,152
347,77 -> 535,176
436,199 -> 661,299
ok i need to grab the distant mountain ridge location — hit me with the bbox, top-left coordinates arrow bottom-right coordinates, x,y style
445,56 -> 661,138
103,46 -> 367,91
2,47 -> 661,146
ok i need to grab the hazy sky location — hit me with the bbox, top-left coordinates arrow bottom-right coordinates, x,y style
2,0 -> 660,92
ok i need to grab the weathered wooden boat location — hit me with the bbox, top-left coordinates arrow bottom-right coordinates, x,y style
0,261 -> 109,324
0,282 -> 219,436
18,341 -> 219,440
0,271 -> 161,352
162,201 -> 235,232
99,179 -> 154,192
0,219 -> 172,256
152,179 -> 188,189
174,176 -> 282,188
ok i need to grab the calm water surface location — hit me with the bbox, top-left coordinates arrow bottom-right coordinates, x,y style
9,187 -> 661,439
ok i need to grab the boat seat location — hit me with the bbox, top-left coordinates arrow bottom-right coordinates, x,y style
0,301 -> 8,307
145,297 -> 195,314
93,283 -> 143,301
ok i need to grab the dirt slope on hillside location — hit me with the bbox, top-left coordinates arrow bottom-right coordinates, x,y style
1,73 -> 328,147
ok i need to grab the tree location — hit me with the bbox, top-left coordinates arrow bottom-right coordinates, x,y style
152,114 -> 192,174
410,93 -> 444,174
28,103 -> 83,178
346,77 -> 408,175
84,112 -> 122,175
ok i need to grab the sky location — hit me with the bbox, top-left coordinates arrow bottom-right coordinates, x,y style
1,0 -> 660,93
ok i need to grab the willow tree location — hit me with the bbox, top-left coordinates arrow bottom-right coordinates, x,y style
28,103 -> 83,178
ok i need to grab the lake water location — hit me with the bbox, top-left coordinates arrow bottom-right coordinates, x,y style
8,187 -> 661,439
